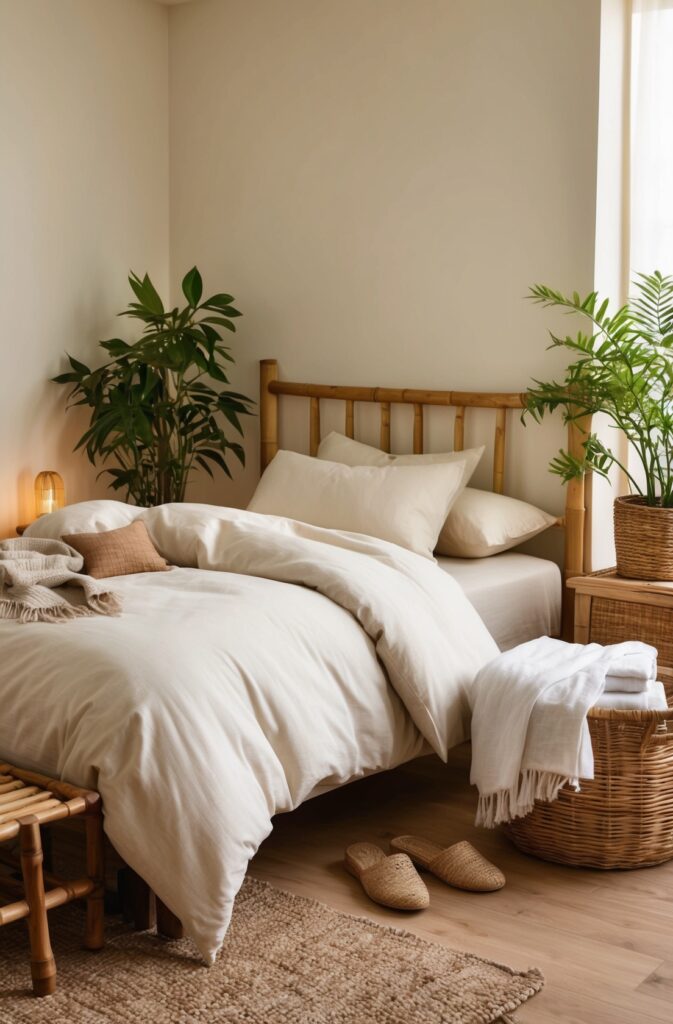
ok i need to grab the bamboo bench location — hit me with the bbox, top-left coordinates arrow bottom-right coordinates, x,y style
0,762 -> 104,996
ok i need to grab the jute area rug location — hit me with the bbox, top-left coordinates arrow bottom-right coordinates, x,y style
0,877 -> 543,1023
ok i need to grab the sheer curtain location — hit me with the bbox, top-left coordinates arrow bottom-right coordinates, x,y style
591,0 -> 673,567
630,0 -> 673,274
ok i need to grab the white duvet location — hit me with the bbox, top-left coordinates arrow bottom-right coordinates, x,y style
0,504 -> 497,961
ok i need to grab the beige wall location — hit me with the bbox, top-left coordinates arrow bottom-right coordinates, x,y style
168,0 -> 601,527
1,0 -> 602,544
0,0 -> 169,537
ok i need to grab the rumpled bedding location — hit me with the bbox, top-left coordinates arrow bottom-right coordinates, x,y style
0,504 -> 497,961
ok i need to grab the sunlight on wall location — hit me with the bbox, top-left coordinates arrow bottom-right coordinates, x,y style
0,0 -> 169,538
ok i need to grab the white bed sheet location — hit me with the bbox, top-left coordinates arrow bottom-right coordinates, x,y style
437,552 -> 561,651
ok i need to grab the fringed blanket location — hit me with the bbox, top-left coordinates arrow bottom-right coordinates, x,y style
469,636 -> 657,827
0,538 -> 121,622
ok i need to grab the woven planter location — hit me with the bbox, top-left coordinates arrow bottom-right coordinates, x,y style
504,694 -> 673,869
614,495 -> 673,581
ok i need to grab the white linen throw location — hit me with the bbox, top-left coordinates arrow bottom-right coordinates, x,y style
0,537 -> 121,622
470,637 -> 660,827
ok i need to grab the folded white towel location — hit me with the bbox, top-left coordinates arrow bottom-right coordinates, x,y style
595,680 -> 667,711
606,643 -> 657,681
603,674 -> 653,693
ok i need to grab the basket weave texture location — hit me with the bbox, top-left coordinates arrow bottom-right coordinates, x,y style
504,683 -> 673,869
614,495 -> 673,581
589,595 -> 673,668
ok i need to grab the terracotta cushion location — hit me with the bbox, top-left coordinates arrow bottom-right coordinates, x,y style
62,520 -> 169,580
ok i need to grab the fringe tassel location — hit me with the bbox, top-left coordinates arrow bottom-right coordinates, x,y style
476,769 -> 574,828
0,592 -> 122,624
88,592 -> 123,617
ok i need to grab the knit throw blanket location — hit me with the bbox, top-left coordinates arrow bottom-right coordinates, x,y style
0,538 -> 122,623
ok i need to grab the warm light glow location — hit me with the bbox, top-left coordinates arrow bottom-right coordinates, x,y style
34,471 -> 65,517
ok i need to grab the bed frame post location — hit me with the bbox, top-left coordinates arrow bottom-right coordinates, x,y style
260,359 -> 279,472
562,416 -> 591,639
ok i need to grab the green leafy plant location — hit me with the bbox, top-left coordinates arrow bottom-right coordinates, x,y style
54,267 -> 254,506
523,271 -> 673,507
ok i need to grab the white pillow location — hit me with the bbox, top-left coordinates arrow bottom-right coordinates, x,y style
317,432 -> 483,556
23,500 -> 145,540
247,450 -> 469,558
439,489 -> 557,557
318,431 -> 483,476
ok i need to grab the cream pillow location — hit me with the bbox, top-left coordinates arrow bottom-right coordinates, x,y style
247,450 -> 469,558
439,489 -> 557,558
318,431 -> 484,478
24,500 -> 145,540
317,432 -> 483,556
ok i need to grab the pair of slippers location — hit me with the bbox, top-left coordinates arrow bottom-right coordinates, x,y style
345,835 -> 505,911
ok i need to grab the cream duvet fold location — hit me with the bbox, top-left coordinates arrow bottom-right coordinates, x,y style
146,504 -> 500,755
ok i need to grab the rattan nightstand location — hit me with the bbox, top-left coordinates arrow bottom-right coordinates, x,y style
568,570 -> 673,688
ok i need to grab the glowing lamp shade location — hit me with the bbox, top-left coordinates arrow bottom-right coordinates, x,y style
34,471 -> 65,517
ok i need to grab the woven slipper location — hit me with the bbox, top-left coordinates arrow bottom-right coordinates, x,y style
344,842 -> 430,910
390,836 -> 505,892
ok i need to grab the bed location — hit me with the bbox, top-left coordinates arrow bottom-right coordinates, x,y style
0,360 -> 591,963
259,358 -> 590,638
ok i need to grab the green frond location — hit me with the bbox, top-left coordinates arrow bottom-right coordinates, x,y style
52,268 -> 254,505
526,271 -> 673,506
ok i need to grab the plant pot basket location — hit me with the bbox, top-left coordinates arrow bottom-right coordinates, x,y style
614,495 -> 673,581
503,691 -> 673,869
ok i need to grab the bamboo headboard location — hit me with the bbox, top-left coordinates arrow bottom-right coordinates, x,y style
259,359 -> 591,637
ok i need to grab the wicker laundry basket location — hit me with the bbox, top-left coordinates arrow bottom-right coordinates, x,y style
504,688 -> 673,869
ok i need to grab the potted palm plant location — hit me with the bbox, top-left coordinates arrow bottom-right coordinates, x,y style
54,267 -> 254,506
524,271 -> 673,580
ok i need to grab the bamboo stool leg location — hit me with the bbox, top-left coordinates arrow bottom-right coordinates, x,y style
83,803 -> 105,951
19,821 -> 56,997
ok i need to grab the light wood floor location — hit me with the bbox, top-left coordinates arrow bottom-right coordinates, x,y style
250,745 -> 673,1024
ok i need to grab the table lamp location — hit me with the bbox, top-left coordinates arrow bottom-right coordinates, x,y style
34,471 -> 65,517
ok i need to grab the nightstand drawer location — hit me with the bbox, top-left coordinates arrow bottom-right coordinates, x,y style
589,595 -> 673,669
